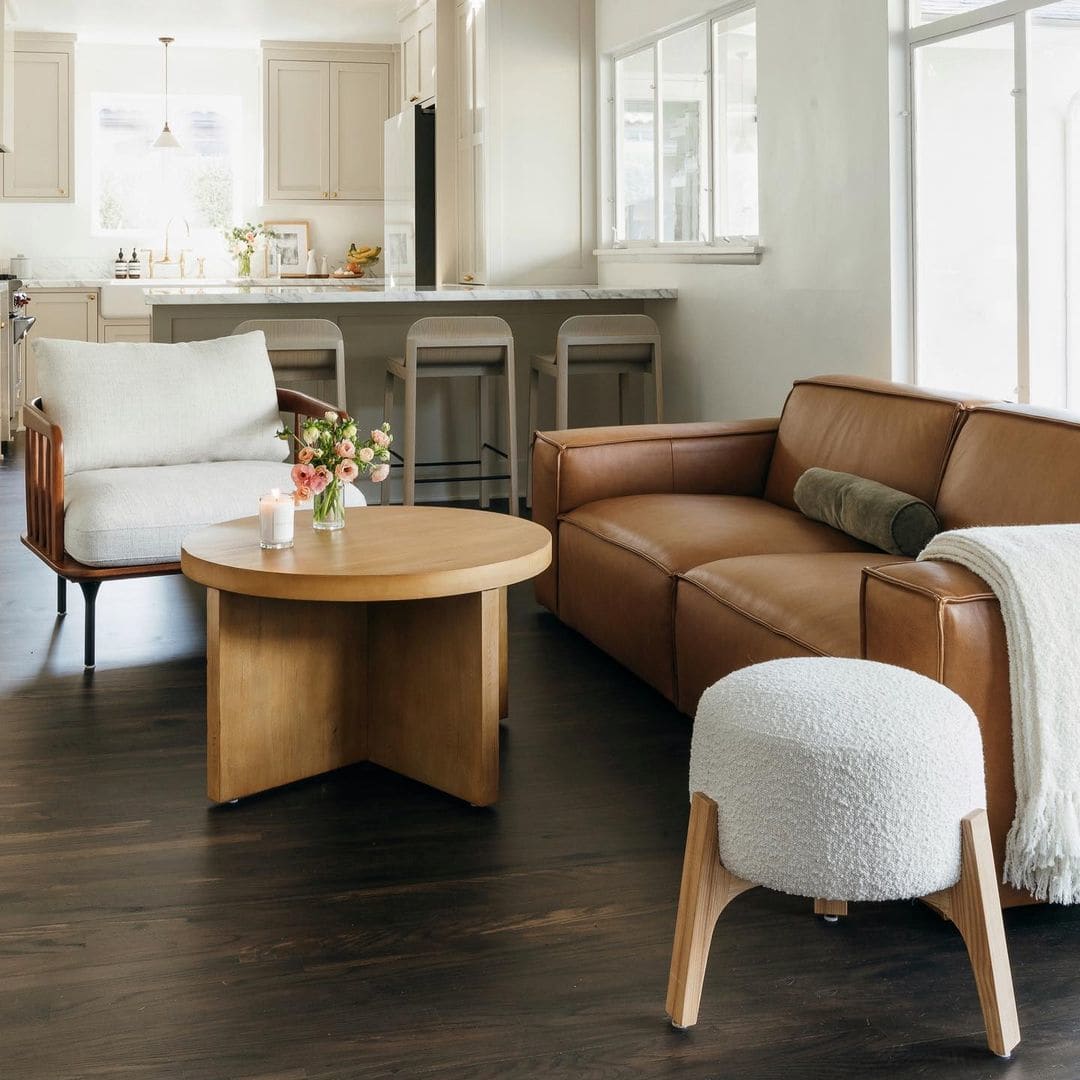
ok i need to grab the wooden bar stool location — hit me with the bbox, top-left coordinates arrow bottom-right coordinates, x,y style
527,314 -> 662,505
233,318 -> 347,411
528,313 -> 663,433
382,316 -> 519,515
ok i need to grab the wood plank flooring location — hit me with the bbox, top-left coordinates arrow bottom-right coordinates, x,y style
1,444 -> 1079,1078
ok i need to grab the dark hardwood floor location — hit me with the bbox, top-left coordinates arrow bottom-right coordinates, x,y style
1,444 -> 1078,1079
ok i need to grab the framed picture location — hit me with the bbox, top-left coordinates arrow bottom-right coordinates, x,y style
264,221 -> 310,277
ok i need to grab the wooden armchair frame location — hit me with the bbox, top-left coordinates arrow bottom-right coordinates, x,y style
21,387 -> 340,669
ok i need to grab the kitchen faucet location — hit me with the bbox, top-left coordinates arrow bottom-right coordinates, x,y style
159,216 -> 190,266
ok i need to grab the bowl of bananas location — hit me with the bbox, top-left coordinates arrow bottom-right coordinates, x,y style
334,242 -> 382,278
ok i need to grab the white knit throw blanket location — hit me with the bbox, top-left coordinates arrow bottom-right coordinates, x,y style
919,525 -> 1080,903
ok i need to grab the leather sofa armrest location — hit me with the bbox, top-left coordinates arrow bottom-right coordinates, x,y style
861,560 -> 1025,899
531,419 -> 779,613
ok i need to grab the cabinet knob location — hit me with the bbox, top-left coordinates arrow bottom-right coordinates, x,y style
88,293 -> 97,301
409,95 -> 420,102
321,192 -> 328,199
331,191 -> 338,199
58,188 -> 66,195
463,274 -> 474,282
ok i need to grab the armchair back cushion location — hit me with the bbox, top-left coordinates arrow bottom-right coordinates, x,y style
936,403 -> 1080,528
33,331 -> 287,474
763,375 -> 973,511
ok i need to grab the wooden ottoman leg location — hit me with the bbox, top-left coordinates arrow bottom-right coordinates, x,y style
666,792 -> 758,1029
924,809 -> 1021,1058
814,898 -> 849,921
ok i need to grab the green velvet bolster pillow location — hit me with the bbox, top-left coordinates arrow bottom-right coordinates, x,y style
792,467 -> 941,557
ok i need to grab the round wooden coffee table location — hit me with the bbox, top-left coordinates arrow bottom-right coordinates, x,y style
181,506 -> 551,806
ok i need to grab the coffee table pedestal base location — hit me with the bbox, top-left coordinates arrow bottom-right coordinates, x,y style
207,587 -> 503,806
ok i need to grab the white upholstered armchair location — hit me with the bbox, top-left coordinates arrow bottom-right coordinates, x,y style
21,331 -> 363,668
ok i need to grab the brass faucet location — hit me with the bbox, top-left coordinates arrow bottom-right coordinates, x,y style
158,216 -> 190,265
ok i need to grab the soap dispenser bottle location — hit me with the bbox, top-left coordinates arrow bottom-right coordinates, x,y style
114,248 -> 129,279
127,250 -> 141,279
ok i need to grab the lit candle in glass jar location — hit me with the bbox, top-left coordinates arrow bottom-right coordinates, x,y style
259,488 -> 294,549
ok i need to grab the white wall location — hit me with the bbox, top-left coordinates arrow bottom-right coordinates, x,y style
0,41 -> 385,277
597,0 -> 897,421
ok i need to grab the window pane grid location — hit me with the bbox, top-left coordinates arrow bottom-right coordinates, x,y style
612,4 -> 758,248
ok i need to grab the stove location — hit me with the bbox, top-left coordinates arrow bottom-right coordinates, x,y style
1,278 -> 35,456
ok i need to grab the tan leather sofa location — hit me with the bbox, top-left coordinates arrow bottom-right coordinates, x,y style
532,374 -> 1080,905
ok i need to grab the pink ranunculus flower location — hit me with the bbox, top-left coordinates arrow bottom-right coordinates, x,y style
291,463 -> 316,488
292,484 -> 312,504
370,463 -> 390,483
335,439 -> 356,459
357,446 -> 374,464
336,460 -> 359,483
311,465 -> 332,494
297,446 -> 316,464
371,428 -> 391,449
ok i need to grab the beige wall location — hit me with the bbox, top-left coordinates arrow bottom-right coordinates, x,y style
598,0 -> 898,421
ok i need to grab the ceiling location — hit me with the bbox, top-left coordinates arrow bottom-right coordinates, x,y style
8,0 -> 401,46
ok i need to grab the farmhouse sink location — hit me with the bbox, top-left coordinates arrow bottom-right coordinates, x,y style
98,279 -> 229,318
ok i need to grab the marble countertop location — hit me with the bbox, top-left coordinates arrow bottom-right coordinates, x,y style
23,276 -> 383,290
144,284 -> 677,306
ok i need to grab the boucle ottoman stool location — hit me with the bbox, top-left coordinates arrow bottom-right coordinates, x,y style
666,657 -> 1020,1058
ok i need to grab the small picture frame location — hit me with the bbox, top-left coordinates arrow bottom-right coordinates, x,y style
265,220 -> 310,278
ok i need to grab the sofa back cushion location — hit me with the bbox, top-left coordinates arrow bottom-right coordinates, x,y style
936,404 -> 1080,528
34,332 -> 287,474
764,375 -> 970,511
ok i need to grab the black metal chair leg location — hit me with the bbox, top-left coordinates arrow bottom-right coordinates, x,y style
78,581 -> 102,669
57,576 -> 67,616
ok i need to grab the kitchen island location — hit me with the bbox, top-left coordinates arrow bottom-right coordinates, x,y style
147,283 -> 677,503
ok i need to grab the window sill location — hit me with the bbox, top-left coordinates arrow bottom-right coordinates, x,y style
594,245 -> 762,265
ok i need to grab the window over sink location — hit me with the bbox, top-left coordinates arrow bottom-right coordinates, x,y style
91,93 -> 242,236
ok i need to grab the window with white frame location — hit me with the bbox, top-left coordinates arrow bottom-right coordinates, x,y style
613,4 -> 758,247
91,93 -> 241,235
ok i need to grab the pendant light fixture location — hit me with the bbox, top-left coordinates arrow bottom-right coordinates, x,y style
152,36 -> 181,149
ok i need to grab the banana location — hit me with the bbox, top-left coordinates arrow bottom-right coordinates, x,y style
347,244 -> 381,262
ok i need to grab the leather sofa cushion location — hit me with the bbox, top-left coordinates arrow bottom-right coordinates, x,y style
764,376 -> 971,511
563,493 -> 872,575
556,494 -> 874,702
936,404 -> 1080,529
675,552 -> 907,714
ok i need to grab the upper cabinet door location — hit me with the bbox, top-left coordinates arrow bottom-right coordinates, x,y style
402,28 -> 420,106
2,46 -> 72,200
329,61 -> 389,201
266,59 -> 330,201
417,6 -> 436,104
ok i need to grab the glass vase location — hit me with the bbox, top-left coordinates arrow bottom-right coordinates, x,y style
312,480 -> 346,531
236,250 -> 252,279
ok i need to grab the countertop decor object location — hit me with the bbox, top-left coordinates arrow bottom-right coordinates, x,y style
264,221 -> 309,278
225,222 -> 277,279
180,506 -> 552,805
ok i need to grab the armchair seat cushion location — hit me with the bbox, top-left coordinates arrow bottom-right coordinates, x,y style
64,461 -> 366,568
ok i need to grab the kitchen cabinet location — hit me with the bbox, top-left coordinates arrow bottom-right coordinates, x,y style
0,33 -> 74,201
101,319 -> 151,344
263,41 -> 396,203
24,289 -> 97,405
0,1 -> 14,153
441,0 -> 595,287
400,0 -> 436,108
